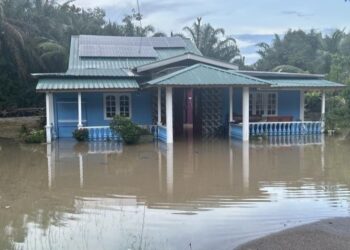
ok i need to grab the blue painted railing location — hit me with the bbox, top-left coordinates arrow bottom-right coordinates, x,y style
249,121 -> 322,136
81,126 -> 121,141
157,125 -> 167,143
230,121 -> 322,140
230,124 -> 243,140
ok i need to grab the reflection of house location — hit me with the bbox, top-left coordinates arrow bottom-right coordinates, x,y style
45,138 -> 327,211
33,35 -> 344,143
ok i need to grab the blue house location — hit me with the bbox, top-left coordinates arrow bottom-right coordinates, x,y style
33,35 -> 344,143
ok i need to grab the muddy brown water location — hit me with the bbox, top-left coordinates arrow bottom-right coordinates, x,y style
0,135 -> 350,250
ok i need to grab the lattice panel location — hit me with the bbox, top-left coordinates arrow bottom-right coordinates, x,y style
200,89 -> 223,136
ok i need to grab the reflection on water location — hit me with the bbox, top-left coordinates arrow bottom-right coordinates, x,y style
0,136 -> 350,249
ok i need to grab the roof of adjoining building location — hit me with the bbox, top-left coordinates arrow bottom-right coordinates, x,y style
238,70 -> 344,89
36,78 -> 139,92
268,79 -> 345,89
146,64 -> 272,87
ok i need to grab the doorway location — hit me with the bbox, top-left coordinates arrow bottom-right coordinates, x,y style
173,88 -> 225,139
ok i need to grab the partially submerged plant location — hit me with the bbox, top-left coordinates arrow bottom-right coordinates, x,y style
23,129 -> 46,144
19,124 -> 46,144
73,128 -> 89,142
110,115 -> 141,144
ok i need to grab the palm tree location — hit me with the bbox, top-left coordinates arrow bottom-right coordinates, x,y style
0,0 -> 28,78
183,18 -> 240,63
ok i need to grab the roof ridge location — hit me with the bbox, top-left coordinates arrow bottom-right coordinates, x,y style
199,64 -> 273,85
148,63 -> 273,86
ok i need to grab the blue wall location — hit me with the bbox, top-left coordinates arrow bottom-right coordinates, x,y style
231,89 -> 300,120
53,89 -> 301,138
278,90 -> 300,120
54,91 -> 153,138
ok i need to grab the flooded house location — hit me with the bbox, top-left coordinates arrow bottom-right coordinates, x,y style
33,35 -> 344,143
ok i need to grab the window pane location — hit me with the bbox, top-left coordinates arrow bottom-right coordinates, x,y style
267,93 -> 277,115
119,95 -> 130,117
105,95 -> 116,118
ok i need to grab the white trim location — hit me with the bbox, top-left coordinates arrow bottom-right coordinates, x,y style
58,119 -> 87,123
103,93 -> 132,120
242,87 -> 250,142
300,90 -> 305,121
45,92 -> 52,143
78,92 -> 82,128
321,91 -> 326,132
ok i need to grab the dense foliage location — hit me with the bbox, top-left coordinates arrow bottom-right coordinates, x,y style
183,17 -> 241,64
254,29 -> 350,128
0,0 -> 161,110
110,116 -> 141,144
73,128 -> 89,142
1,0 -> 350,129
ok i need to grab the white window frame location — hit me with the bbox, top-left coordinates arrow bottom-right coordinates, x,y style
249,91 -> 278,117
103,93 -> 132,120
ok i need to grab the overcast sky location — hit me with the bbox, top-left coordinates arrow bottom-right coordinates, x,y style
64,0 -> 350,64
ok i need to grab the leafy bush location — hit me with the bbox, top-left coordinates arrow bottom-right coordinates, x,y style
73,128 -> 89,142
110,116 -> 141,144
23,129 -> 46,143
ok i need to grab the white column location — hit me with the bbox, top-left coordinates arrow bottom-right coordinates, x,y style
242,87 -> 250,142
242,141 -> 250,191
158,150 -> 162,192
79,153 -> 84,188
47,143 -> 55,189
321,91 -> 326,132
78,92 -> 83,128
300,90 -> 305,121
158,87 -> 162,125
45,92 -> 52,143
166,144 -> 173,198
229,87 -> 233,122
166,87 -> 173,144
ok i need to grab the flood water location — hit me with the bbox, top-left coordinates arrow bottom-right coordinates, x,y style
1,135 -> 350,250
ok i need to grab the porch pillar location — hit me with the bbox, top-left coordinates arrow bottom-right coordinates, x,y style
166,87 -> 173,144
45,92 -> 52,143
229,87 -> 233,122
300,90 -> 305,121
77,92 -> 83,128
157,87 -> 162,125
321,91 -> 326,132
242,87 -> 250,142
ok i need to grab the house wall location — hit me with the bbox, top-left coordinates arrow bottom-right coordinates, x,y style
277,90 -> 301,120
230,89 -> 301,121
53,91 -> 153,138
52,88 -> 301,139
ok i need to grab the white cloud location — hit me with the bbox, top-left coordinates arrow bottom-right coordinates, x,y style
235,38 -> 255,49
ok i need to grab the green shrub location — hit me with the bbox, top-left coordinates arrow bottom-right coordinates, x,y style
110,115 -> 141,144
73,128 -> 89,142
24,129 -> 46,143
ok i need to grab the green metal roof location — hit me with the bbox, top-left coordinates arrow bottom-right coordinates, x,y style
36,78 -> 139,91
269,79 -> 344,89
146,64 -> 272,87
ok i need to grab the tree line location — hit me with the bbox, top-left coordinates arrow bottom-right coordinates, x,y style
253,30 -> 350,127
0,0 -> 349,128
